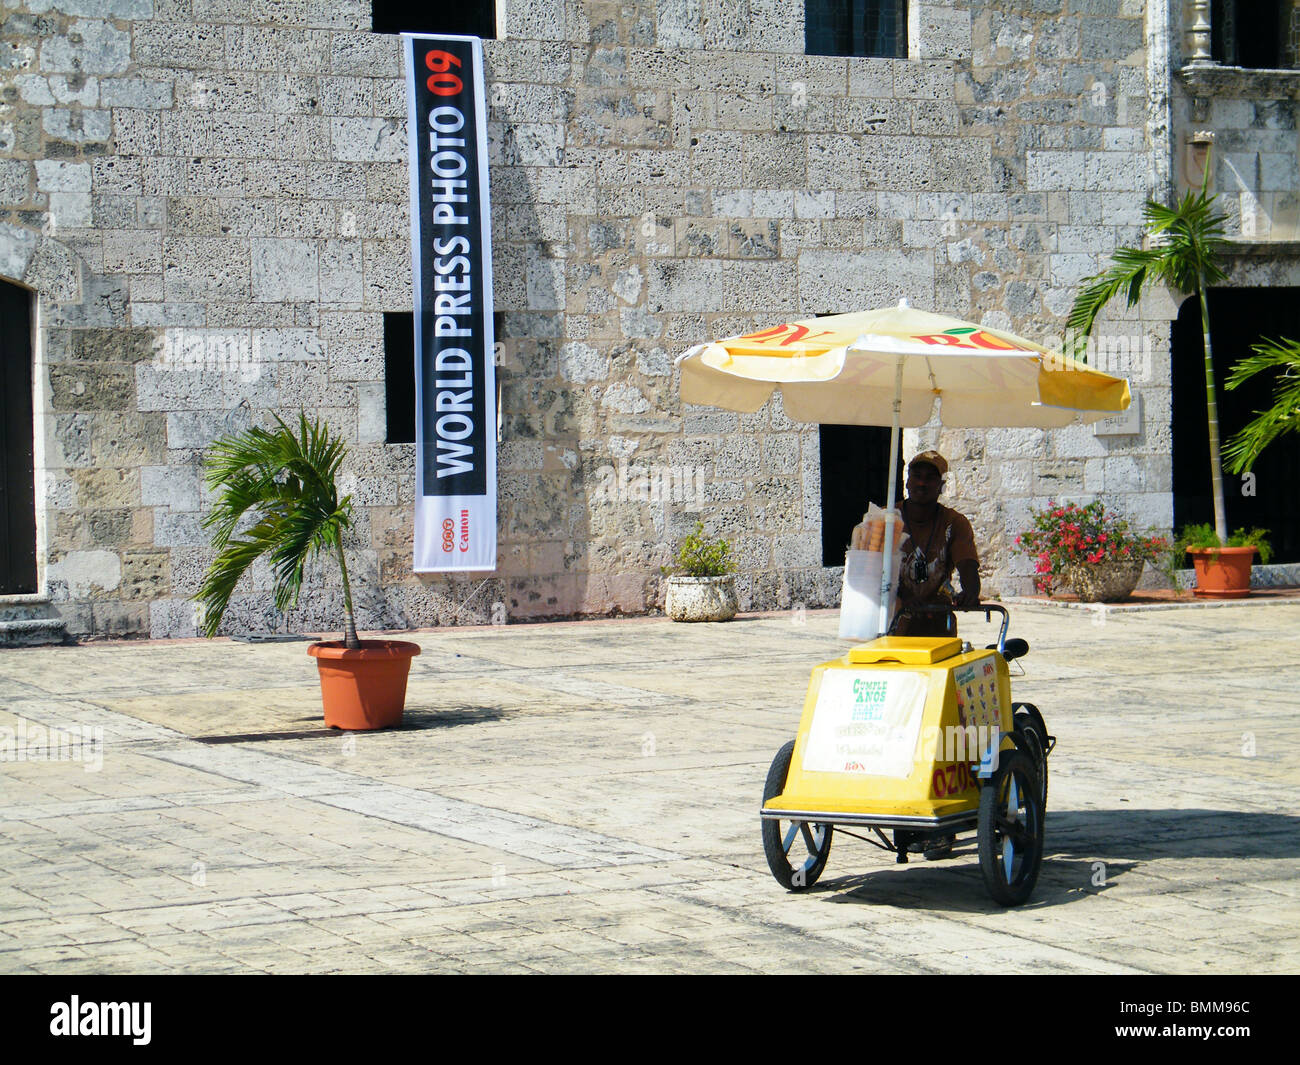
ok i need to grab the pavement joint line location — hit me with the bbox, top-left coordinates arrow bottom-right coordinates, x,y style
4,692 -> 683,869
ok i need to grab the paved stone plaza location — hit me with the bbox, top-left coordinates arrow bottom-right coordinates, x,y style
1,601 -> 1297,974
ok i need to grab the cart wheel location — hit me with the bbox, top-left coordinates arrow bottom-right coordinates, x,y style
762,740 -> 833,891
1013,705 -> 1050,808
977,750 -> 1044,907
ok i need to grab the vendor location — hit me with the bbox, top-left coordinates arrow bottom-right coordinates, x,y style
895,450 -> 980,636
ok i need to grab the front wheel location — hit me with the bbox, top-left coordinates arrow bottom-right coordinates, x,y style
977,750 -> 1044,906
761,740 -> 833,891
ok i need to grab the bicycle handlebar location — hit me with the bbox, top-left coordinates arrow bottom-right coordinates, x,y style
890,601 -> 1011,652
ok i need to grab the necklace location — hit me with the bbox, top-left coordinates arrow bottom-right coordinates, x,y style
903,501 -> 944,582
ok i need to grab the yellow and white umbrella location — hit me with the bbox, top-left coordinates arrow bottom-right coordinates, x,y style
676,300 -> 1132,632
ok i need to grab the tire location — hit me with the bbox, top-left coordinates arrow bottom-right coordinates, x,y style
761,740 -> 833,891
977,749 -> 1044,906
1013,705 -> 1050,808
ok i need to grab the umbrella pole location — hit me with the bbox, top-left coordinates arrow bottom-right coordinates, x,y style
878,355 -> 904,637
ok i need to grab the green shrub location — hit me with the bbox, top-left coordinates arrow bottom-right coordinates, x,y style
666,522 -> 734,578
1175,523 -> 1273,564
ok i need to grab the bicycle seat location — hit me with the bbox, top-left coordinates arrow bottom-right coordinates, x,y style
988,638 -> 1029,661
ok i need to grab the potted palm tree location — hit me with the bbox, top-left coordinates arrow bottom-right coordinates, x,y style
1067,158 -> 1270,591
194,412 -> 420,730
1174,523 -> 1273,599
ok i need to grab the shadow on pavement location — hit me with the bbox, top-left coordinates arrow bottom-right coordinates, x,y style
781,808 -> 1300,913
1044,808 -> 1300,860
386,706 -> 515,729
198,706 -> 514,742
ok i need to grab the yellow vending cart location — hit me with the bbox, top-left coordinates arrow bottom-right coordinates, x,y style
761,605 -> 1053,906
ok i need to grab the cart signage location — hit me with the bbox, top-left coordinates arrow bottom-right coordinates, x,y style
802,669 -> 928,778
404,33 -> 497,573
954,658 -> 1001,733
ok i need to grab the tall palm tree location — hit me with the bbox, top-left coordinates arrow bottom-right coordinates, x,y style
1223,336 -> 1300,474
195,412 -> 359,648
1067,166 -> 1231,544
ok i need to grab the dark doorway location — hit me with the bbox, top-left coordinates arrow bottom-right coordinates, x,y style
1171,287 -> 1300,563
383,311 -> 415,444
1,280 -> 37,595
820,424 -> 904,565
371,1 -> 496,38
806,0 -> 908,59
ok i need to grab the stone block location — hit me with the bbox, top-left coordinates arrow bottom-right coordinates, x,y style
141,464 -> 202,511
327,334 -> 384,381
41,19 -> 132,75
225,25 -> 330,73
797,250 -> 932,310
89,601 -> 148,635
68,467 -> 136,511
646,259 -> 723,313
329,117 -> 405,162
163,237 -> 250,302
251,238 -> 319,302
329,32 -> 402,77
526,252 -> 565,311
100,78 -> 174,109
361,238 -> 411,309
915,4 -> 973,60
559,341 -> 608,383
121,550 -> 171,601
34,160 -> 90,193
46,549 -> 122,599
1080,15 -> 1143,60
103,230 -> 163,274
150,598 -> 200,639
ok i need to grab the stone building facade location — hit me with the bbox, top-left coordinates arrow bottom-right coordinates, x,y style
0,1 -> 1295,640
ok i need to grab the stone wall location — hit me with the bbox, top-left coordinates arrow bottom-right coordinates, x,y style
1,1 -> 1183,635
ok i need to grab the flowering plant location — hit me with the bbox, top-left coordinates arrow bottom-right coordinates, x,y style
1015,500 -> 1169,596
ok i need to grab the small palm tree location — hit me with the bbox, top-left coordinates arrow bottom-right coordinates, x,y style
195,412 -> 360,648
1067,163 -> 1231,543
1223,336 -> 1300,474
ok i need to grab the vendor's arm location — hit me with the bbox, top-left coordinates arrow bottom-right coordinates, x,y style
949,512 -> 981,608
955,558 -> 981,608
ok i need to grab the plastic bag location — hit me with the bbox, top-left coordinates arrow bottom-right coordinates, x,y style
839,504 -> 903,641
848,503 -> 903,552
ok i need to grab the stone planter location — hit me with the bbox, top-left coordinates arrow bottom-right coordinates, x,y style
665,575 -> 739,622
1061,556 -> 1146,603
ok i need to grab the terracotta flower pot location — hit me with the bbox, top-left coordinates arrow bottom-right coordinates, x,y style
1187,546 -> 1256,599
307,639 -> 421,730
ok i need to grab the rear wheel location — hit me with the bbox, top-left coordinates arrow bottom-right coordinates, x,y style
761,740 -> 833,891
977,750 -> 1044,906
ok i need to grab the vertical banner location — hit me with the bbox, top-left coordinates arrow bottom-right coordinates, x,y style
404,33 -> 497,572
